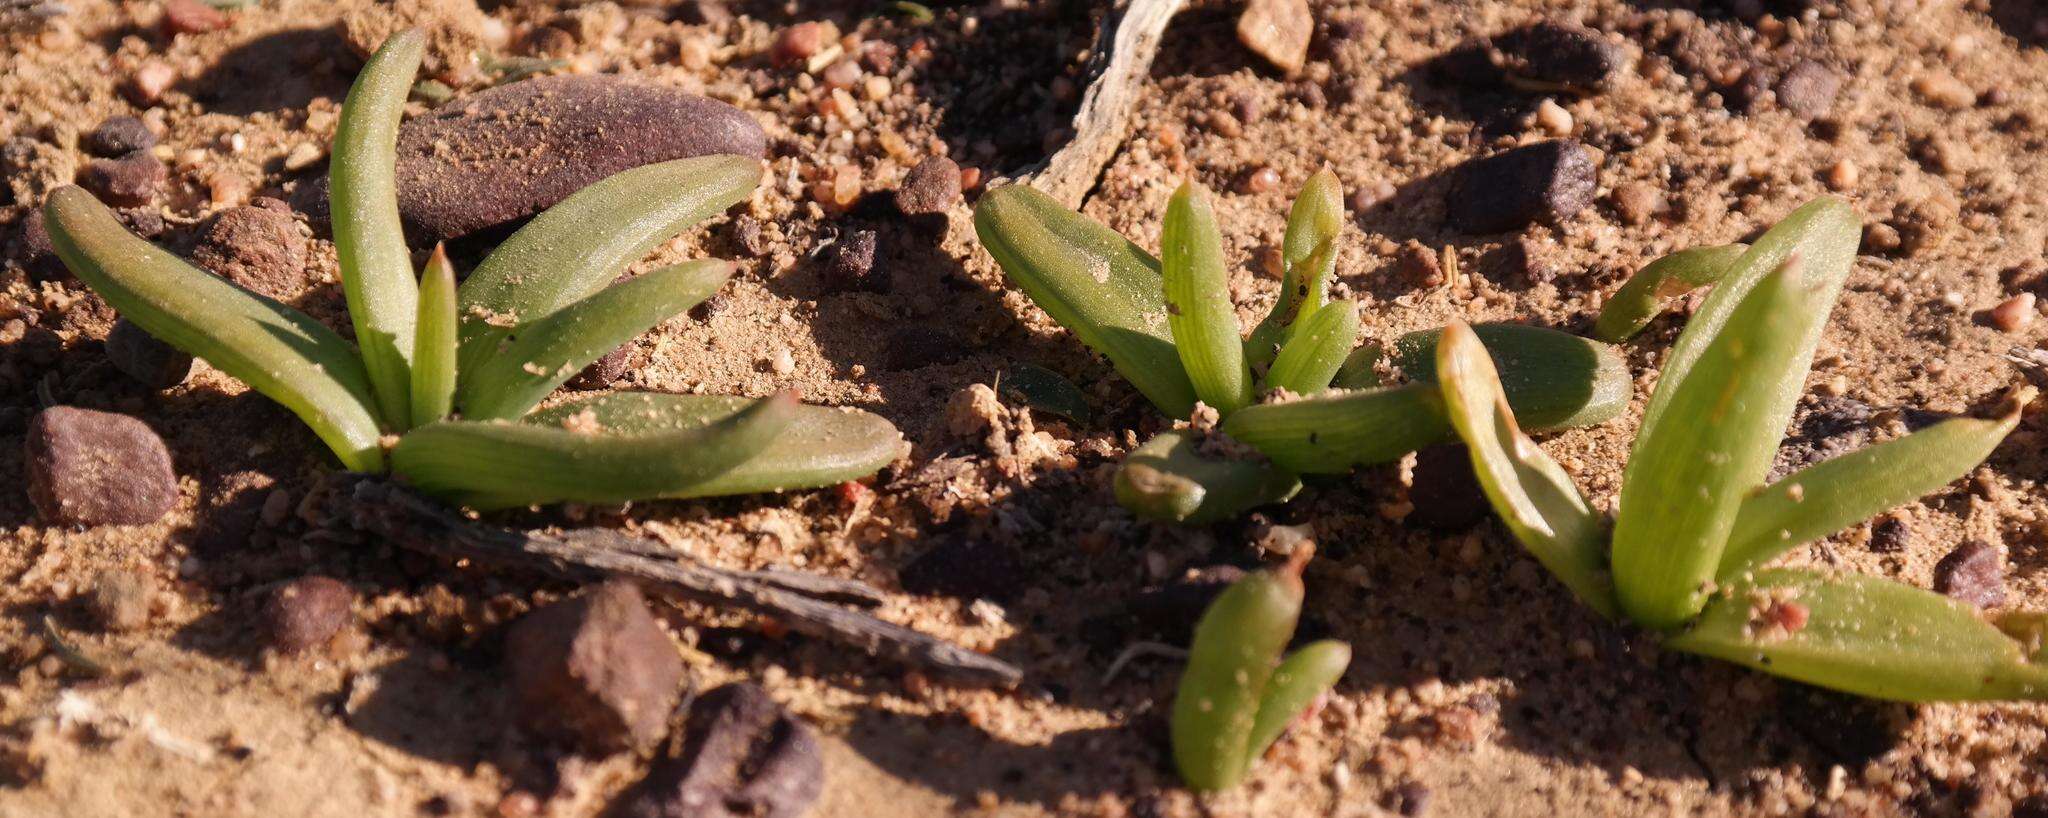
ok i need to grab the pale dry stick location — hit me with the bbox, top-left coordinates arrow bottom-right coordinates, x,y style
997,0 -> 1186,207
328,475 -> 1023,688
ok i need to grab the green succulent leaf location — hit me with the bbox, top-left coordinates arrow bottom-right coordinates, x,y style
392,391 -> 798,508
42,187 -> 386,472
1612,257 -> 1832,630
410,245 -> 458,428
1246,170 -> 1343,369
1263,299 -> 1359,397
1221,384 -> 1450,474
1244,639 -> 1350,767
1435,321 -> 1618,618
1667,569 -> 2048,701
1718,405 -> 2021,580
1113,430 -> 1301,524
1160,181 -> 1254,415
1330,342 -> 1384,390
974,185 -> 1198,417
1637,197 -> 1861,435
331,28 -> 425,431
522,392 -> 905,498
1394,323 -> 1629,431
458,260 -> 732,421
995,363 -> 1093,424
1172,556 -> 1307,791
457,155 -> 760,378
1592,244 -> 1746,343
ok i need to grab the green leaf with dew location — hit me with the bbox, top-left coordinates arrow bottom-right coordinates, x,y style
1434,321 -> 1618,618
331,28 -> 425,431
42,187 -> 387,472
1667,569 -> 2048,701
973,184 -> 1198,417
458,260 -> 732,421
1161,181 -> 1254,415
1243,639 -> 1350,767
410,245 -> 459,428
1172,553 -> 1309,791
1114,430 -> 1301,524
1221,383 -> 1450,474
1394,323 -> 1629,431
1262,299 -> 1359,397
457,155 -> 760,378
1592,244 -> 1746,343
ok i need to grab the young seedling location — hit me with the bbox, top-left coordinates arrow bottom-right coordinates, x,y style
1433,195 -> 2048,701
974,176 -> 1628,523
1171,548 -> 1350,791
42,29 -> 903,509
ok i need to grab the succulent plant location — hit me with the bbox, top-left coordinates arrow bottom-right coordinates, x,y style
42,29 -> 902,509
1434,196 -> 2048,700
974,175 -> 1627,523
1171,548 -> 1349,791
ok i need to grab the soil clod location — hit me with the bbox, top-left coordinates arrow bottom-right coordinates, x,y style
263,576 -> 354,654
895,156 -> 962,217
1487,22 -> 1623,94
82,115 -> 156,158
189,204 -> 310,300
824,229 -> 880,292
86,568 -> 155,632
78,152 -> 167,208
504,579 -> 685,754
25,406 -> 179,527
1774,60 -> 1842,119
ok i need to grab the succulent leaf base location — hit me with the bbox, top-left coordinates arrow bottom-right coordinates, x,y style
43,29 -> 901,509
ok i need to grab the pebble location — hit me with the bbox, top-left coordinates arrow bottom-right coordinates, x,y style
25,406 -> 179,527
264,575 -> 355,653
505,580 -> 684,753
1235,0 -> 1313,75
160,0 -> 227,36
1533,98 -> 1573,135
1392,240 -> 1444,287
615,683 -> 823,818
1610,182 -> 1663,226
12,209 -> 69,280
1447,139 -> 1597,234
1989,293 -> 2036,332
79,152 -> 167,208
190,204 -> 309,300
1408,445 -> 1491,530
1823,159 -> 1858,192
88,569 -> 155,632
106,317 -> 194,390
391,75 -> 767,242
1933,540 -> 2007,608
824,229 -> 881,292
1774,60 -> 1841,119
898,537 -> 1024,602
820,58 -> 862,90
1911,72 -> 1976,110
1244,166 -> 1281,194
895,156 -> 962,216
83,116 -> 156,158
770,22 -> 826,67
1487,22 -> 1623,94
1868,515 -> 1910,553
125,61 -> 177,107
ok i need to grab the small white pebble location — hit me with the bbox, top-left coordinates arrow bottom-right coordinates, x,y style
1534,98 -> 1573,136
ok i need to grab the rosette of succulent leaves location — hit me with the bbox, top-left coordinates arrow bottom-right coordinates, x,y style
42,30 -> 901,509
974,173 -> 1629,524
1433,195 -> 2048,701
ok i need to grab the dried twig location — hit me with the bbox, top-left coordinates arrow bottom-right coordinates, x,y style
999,0 -> 1186,207
326,475 -> 1022,688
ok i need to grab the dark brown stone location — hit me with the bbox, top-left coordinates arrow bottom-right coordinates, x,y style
1933,540 -> 2007,608
1775,60 -> 1842,119
615,683 -> 823,818
83,116 -> 156,158
390,75 -> 767,242
1868,516 -> 1910,553
106,318 -> 194,390
78,152 -> 167,208
568,343 -> 640,389
24,406 -> 179,527
1446,140 -> 1598,234
505,580 -> 685,753
1407,444 -> 1490,530
1488,22 -> 1623,94
264,576 -> 354,653
11,208 -> 69,280
190,205 -> 309,299
895,156 -> 962,216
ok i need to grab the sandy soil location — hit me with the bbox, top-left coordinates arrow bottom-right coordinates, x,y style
3,0 -> 2048,816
